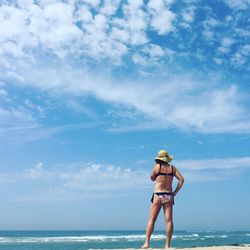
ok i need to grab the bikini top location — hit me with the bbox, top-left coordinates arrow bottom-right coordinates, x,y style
155,163 -> 174,178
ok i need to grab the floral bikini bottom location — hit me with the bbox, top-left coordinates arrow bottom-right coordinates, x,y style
151,192 -> 174,205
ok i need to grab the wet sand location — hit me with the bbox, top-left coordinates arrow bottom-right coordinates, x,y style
176,245 -> 250,250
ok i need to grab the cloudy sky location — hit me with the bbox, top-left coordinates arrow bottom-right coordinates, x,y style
0,0 -> 250,230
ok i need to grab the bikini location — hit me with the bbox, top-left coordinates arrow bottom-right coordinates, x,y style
151,164 -> 174,205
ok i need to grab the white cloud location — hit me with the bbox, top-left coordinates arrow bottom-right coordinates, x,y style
79,12 -> 129,63
24,162 -> 45,180
176,156 -> 250,182
181,6 -> 195,23
2,156 -> 250,201
0,87 -> 100,143
110,26 -> 130,43
0,0 -> 250,137
217,47 -> 230,54
202,16 -> 220,42
169,84 -> 250,133
143,44 -> 165,58
0,88 -> 8,97
0,1 -> 129,62
24,99 -> 45,118
0,0 -> 248,71
0,5 -> 26,38
3,71 -> 26,82
75,5 -> 92,23
0,1 -> 83,59
0,91 -> 60,143
0,120 -> 100,144
3,59 -> 250,134
100,0 -> 121,16
147,0 -> 165,12
221,37 -> 235,47
132,53 -> 147,65
241,44 -> 250,56
148,0 -> 176,35
64,99 -> 97,118
120,0 -> 148,45
235,28 -> 250,38
217,37 -> 235,54
228,44 -> 250,69
177,157 -> 250,170
62,164 -> 148,191
7,162 -> 150,201
214,57 -> 223,65
83,0 -> 101,9
132,43 -> 173,66
0,106 -> 38,130
231,51 -> 247,68
224,0 -> 250,10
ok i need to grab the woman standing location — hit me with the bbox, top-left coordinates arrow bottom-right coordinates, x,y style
141,149 -> 184,249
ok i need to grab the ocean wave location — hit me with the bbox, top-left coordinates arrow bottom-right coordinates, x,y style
219,235 -> 228,238
172,233 -> 199,239
172,234 -> 230,241
0,234 -> 166,243
0,233 -> 233,244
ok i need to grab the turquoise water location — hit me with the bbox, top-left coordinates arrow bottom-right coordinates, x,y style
0,230 -> 249,249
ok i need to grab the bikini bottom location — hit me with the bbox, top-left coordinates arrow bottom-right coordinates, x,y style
150,192 -> 174,205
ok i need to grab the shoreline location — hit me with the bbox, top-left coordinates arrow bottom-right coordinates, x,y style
105,248 -> 250,250
178,245 -> 250,250
97,246 -> 250,250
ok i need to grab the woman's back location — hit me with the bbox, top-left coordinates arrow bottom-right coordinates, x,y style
154,163 -> 174,192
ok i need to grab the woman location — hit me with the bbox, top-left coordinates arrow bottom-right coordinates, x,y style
141,149 -> 184,249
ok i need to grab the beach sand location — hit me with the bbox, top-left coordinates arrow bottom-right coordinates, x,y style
104,245 -> 250,250
101,246 -> 250,250
175,246 -> 250,250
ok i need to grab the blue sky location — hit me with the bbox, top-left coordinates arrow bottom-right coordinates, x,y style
0,0 -> 250,231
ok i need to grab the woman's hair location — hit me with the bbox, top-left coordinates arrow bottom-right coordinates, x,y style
155,159 -> 167,164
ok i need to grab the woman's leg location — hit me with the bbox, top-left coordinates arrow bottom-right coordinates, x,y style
163,203 -> 173,249
141,194 -> 162,249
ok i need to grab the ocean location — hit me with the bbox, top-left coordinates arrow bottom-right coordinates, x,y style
0,230 -> 249,249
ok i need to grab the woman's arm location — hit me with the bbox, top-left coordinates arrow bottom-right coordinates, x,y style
172,166 -> 184,196
150,164 -> 158,181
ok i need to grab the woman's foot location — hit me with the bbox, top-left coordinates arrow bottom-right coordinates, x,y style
141,242 -> 150,249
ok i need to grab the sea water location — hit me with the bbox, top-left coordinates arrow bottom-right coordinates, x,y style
0,230 -> 249,249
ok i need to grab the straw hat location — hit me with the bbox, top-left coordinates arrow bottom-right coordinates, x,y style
155,149 -> 173,163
